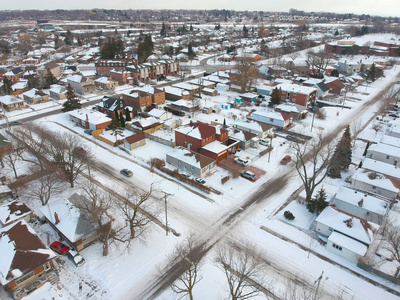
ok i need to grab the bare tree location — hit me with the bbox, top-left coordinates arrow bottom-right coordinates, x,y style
231,54 -> 258,93
290,132 -> 333,202
77,183 -> 114,256
3,143 -> 21,179
47,131 -> 89,187
306,50 -> 332,76
20,165 -> 65,206
169,234 -> 206,300
215,241 -> 270,300
117,184 -> 155,240
380,219 -> 400,275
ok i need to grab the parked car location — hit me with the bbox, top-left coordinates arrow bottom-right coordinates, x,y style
241,170 -> 256,181
73,146 -> 86,156
234,157 -> 249,166
9,121 -> 21,126
194,177 -> 206,185
280,155 -> 292,165
50,241 -> 70,255
181,172 -> 191,178
120,169 -> 133,177
67,249 -> 85,267
84,129 -> 92,135
389,113 -> 399,118
286,135 -> 298,142
259,138 -> 270,147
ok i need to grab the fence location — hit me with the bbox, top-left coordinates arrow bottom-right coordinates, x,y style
357,262 -> 400,285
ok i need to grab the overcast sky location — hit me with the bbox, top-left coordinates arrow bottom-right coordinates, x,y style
0,0 -> 398,18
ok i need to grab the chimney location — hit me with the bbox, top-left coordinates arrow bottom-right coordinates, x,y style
54,212 -> 60,224
358,198 -> 364,207
86,114 -> 89,122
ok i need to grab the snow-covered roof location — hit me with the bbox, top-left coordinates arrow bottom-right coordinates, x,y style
201,140 -> 229,153
166,147 -> 215,168
68,109 -> 111,125
39,194 -> 97,243
148,108 -> 166,118
252,110 -> 284,121
172,82 -> 198,91
0,95 -> 23,105
334,186 -> 388,216
362,158 -> 400,180
95,77 -> 109,84
380,135 -> 400,148
316,206 -> 376,245
276,83 -> 318,95
367,143 -> 400,158
352,168 -> 399,193
276,103 -> 299,113
0,201 -> 32,226
164,86 -> 190,97
0,220 -> 55,285
328,231 -> 368,256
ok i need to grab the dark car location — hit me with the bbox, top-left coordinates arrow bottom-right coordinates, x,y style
50,241 -> 70,255
286,135 -> 298,142
241,170 -> 256,181
389,113 -> 399,118
67,249 -> 86,267
73,146 -> 86,156
9,121 -> 21,126
280,155 -> 292,165
120,168 -> 133,177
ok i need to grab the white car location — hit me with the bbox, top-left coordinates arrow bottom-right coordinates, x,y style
234,157 -> 249,166
259,138 -> 270,147
67,249 -> 86,267
194,177 -> 206,185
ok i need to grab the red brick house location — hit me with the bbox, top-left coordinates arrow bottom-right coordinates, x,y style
123,86 -> 166,110
110,70 -> 133,85
324,77 -> 346,95
0,221 -> 57,300
275,83 -> 318,108
95,59 -> 137,76
175,121 -> 238,162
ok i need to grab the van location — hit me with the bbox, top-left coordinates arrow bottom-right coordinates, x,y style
259,138 -> 270,147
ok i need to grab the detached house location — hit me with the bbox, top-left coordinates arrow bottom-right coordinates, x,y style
96,96 -> 127,118
0,221 -> 57,300
275,83 -> 318,109
0,95 -> 25,111
251,110 -> 293,129
175,121 -> 239,162
22,88 -> 49,104
366,143 -> 400,166
324,77 -> 346,95
0,200 -> 33,227
66,75 -> 95,95
68,108 -> 112,131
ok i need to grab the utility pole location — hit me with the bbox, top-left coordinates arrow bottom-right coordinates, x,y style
268,136 -> 273,163
313,271 -> 328,300
163,192 -> 172,236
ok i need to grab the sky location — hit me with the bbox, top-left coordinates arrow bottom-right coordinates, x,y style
0,0 -> 399,18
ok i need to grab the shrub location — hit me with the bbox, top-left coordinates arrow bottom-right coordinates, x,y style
315,108 -> 326,120
284,210 -> 295,220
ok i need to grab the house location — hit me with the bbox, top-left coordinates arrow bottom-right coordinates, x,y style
231,120 -> 274,139
0,200 -> 33,227
380,135 -> 400,148
0,133 -> 12,156
275,83 -> 318,109
0,185 -> 13,202
361,158 -> 400,180
239,93 -> 257,102
96,96 -> 127,118
66,75 -> 96,95
366,143 -> 400,166
331,186 -> 389,224
131,117 -> 163,133
11,79 -> 29,95
286,59 -> 310,76
22,88 -> 49,104
385,119 -> 400,138
172,82 -> 200,95
68,108 -> 112,131
147,108 -> 172,121
0,220 -> 57,300
123,133 -> 146,150
0,95 -> 25,111
337,59 -> 361,74
95,77 -> 119,90
109,70 -> 133,85
95,59 -> 137,76
174,121 -> 239,162
324,77 -> 346,95
350,168 -> 399,201
166,147 -> 216,178
49,84 -> 66,100
275,103 -> 303,120
251,110 -> 292,129
44,62 -> 61,78
39,193 -> 109,251
302,78 -> 330,99
314,206 -> 378,262
134,85 -> 166,107
229,128 -> 258,150
256,84 -> 274,96
158,59 -> 179,77
188,79 -> 216,90
164,86 -> 192,101
202,88 -> 218,96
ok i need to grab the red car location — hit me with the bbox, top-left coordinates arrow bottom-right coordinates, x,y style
50,241 -> 70,255
280,155 -> 292,165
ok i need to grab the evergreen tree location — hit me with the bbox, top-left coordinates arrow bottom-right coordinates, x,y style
137,35 -> 154,63
330,69 -> 339,77
107,117 -> 124,143
119,111 -> 126,127
307,188 -> 328,215
160,23 -> 167,37
242,25 -> 248,38
77,37 -> 83,47
268,88 -> 280,107
28,75 -> 42,89
125,108 -> 131,121
43,69 -> 58,89
2,78 -> 12,95
100,37 -> 125,59
327,125 -> 352,178
114,110 -> 119,122
62,84 -> 81,112
187,43 -> 195,60
367,64 -> 378,82
190,24 -> 193,32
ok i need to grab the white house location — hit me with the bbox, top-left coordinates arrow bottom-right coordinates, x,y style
361,158 -> 400,180
366,143 -> 400,166
148,108 -> 172,121
331,186 -> 389,224
315,206 -> 378,262
337,59 -> 361,74
251,110 -> 291,129
231,120 -> 274,139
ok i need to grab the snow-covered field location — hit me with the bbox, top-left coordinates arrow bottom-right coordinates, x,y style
1,53 -> 400,300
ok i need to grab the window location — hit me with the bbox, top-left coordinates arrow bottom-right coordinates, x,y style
372,186 -> 376,190
386,155 -> 390,159
15,271 -> 35,285
332,243 -> 342,251
292,98 -> 296,102
184,141 -> 187,145
43,261 -> 52,271
328,227 -> 333,232
293,93 -> 297,96
281,96 -> 285,100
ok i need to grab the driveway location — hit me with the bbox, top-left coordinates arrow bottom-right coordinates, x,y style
218,155 -> 266,181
